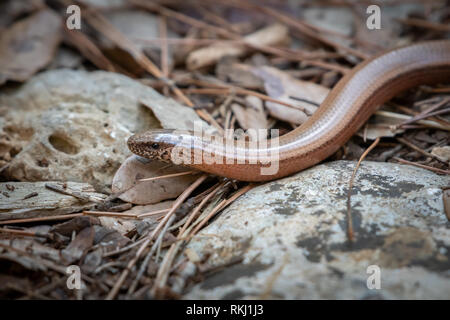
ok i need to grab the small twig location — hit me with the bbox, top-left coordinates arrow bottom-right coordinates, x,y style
137,208 -> 170,218
45,183 -> 104,203
396,137 -> 448,164
184,87 -> 308,113
373,110 -> 448,131
0,243 -> 96,284
178,182 -> 226,237
393,97 -> 450,129
126,213 -> 177,296
82,211 -> 139,219
259,254 -> 289,299
347,137 -> 381,242
159,15 -> 170,96
392,157 -> 450,175
223,0 -> 369,59
0,213 -> 84,225
0,228 -> 48,238
105,174 -> 208,300
139,171 -> 197,182
151,182 -> 226,294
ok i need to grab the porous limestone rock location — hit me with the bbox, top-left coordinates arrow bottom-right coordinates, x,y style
184,161 -> 450,299
0,69 -> 204,191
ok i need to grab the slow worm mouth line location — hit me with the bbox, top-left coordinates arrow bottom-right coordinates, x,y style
128,40 -> 450,182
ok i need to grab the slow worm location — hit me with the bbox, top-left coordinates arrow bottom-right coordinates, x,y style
128,40 -> 450,181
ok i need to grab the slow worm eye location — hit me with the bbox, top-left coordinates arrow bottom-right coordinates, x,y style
151,143 -> 159,149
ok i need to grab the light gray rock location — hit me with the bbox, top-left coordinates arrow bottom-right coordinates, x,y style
0,181 -> 106,221
0,69 -> 204,191
184,161 -> 450,299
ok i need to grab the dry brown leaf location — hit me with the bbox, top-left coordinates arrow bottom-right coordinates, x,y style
231,96 -> 268,130
251,66 -> 329,125
431,146 -> 450,162
356,111 -> 409,140
215,60 -> 264,90
51,216 -> 97,237
112,155 -> 199,205
187,23 -> 289,70
0,9 -> 62,85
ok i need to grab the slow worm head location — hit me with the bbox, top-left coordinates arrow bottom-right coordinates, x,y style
128,40 -> 450,181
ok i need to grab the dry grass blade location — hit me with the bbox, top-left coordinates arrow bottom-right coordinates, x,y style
347,137 -> 380,242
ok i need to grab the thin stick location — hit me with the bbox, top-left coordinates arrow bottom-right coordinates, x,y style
63,26 -> 115,72
189,184 -> 255,237
0,228 -> 47,238
127,213 -> 177,296
179,182 -> 226,239
347,137 -> 381,242
137,208 -> 170,218
159,15 -> 170,96
139,171 -> 196,182
0,213 -> 84,225
82,211 -> 139,218
396,17 -> 450,32
394,97 -> 450,129
45,183 -> 104,203
62,0 -> 211,125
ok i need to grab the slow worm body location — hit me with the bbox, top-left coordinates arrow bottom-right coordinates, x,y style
128,40 -> 450,181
